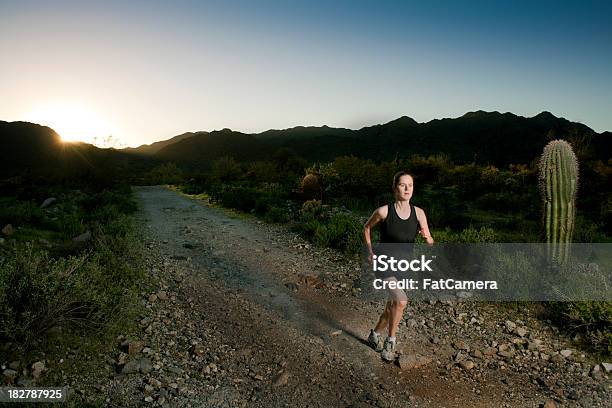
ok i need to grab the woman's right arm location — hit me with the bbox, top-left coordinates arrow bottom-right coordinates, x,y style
364,206 -> 385,263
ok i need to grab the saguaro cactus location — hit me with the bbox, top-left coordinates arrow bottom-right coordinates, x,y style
538,140 -> 579,263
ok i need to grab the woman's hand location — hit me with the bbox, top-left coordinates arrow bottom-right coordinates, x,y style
367,250 -> 375,265
419,229 -> 434,246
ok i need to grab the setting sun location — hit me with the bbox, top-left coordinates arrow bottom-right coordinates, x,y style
25,103 -> 115,146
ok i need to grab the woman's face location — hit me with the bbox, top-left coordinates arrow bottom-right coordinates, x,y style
394,174 -> 414,201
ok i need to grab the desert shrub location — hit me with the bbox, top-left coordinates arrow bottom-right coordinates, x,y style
300,200 -> 324,220
548,301 -> 612,356
0,215 -> 144,349
457,226 -> 498,243
312,212 -> 362,254
211,157 -> 242,183
263,207 -> 290,223
145,162 -> 184,184
0,199 -> 44,226
247,161 -> 280,184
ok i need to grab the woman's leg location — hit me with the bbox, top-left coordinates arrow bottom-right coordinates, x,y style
383,277 -> 408,337
374,300 -> 391,334
387,299 -> 408,337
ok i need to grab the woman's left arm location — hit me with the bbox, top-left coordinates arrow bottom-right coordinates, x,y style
416,207 -> 434,246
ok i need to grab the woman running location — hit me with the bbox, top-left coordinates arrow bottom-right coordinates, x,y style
363,171 -> 434,361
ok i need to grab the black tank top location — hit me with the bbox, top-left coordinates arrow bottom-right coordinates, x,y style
380,202 -> 420,243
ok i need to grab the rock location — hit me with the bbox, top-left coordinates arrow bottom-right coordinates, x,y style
128,341 -> 145,356
148,378 -> 162,388
157,291 -> 168,301
2,224 -> 14,236
398,354 -> 431,369
560,349 -> 572,358
543,400 -> 558,408
453,341 -> 469,351
40,197 -> 57,208
469,350 -> 483,359
550,354 -> 564,363
285,282 -> 299,291
600,362 -> 611,373
31,361 -> 45,380
148,294 -> 157,303
122,360 -> 140,374
431,336 -> 440,344
528,339 -> 543,350
190,344 -> 206,357
331,330 -> 342,336
72,230 -> 92,243
497,351 -> 513,359
272,371 -> 290,387
144,396 -> 154,403
516,327 -> 528,337
483,347 -> 497,356
504,320 -> 516,332
144,384 -> 155,395
2,369 -> 18,384
459,360 -> 475,370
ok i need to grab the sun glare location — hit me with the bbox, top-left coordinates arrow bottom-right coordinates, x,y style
25,104 -> 117,146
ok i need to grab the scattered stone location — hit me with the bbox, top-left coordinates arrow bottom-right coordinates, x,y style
122,360 -> 140,374
40,197 -> 57,208
157,291 -> 168,300
498,351 -> 513,359
516,327 -> 528,337
601,362 -> 612,373
431,336 -> 440,344
72,230 -> 92,243
272,371 -> 290,387
2,369 -> 18,384
2,224 -> 14,236
483,347 -> 497,356
128,341 -> 145,356
122,358 -> 153,374
469,350 -> 483,359
560,349 -> 573,358
148,294 -> 158,303
453,340 -> 469,351
31,361 -> 45,380
285,282 -> 299,291
505,320 -> 516,332
543,400 -> 558,408
190,344 -> 206,357
459,360 -> 475,370
331,330 -> 342,336
398,354 -> 431,369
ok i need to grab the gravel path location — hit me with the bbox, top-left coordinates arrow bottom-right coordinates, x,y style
108,185 -> 609,407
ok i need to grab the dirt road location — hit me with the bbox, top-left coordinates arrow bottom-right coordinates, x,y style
117,186 -> 608,407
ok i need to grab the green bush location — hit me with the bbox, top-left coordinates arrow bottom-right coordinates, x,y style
0,199 -> 44,226
548,301 -> 612,356
0,215 -> 144,350
312,212 -> 362,254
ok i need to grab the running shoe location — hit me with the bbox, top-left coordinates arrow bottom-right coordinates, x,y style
367,330 -> 384,352
381,338 -> 396,362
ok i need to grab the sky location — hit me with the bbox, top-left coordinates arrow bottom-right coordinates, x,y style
1,0 -> 611,147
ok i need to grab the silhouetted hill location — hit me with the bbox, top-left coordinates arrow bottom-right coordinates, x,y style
0,121 -> 63,175
125,131 -> 208,155
0,121 -> 154,182
154,129 -> 267,167
122,111 -> 611,167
